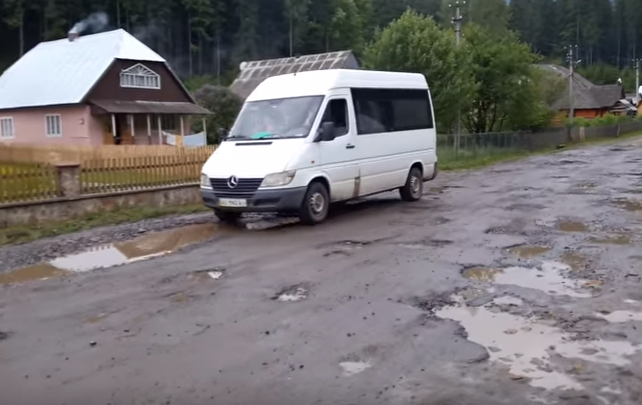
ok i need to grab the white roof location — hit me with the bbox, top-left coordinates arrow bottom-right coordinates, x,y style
247,69 -> 428,101
0,29 -> 166,110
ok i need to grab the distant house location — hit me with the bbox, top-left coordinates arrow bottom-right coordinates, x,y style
538,64 -> 626,123
230,50 -> 360,100
0,29 -> 209,146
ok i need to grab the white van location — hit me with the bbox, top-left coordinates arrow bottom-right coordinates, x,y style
200,69 -> 437,225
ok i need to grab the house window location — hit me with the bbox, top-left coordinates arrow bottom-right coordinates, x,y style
0,117 -> 14,139
120,64 -> 161,89
45,114 -> 62,137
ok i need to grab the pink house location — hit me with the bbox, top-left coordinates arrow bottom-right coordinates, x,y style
0,29 -> 209,146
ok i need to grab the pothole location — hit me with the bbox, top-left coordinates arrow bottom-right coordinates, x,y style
0,331 -> 9,340
461,262 -> 593,298
339,360 -> 371,376
273,284 -> 309,302
612,198 -> 642,212
0,264 -> 71,285
507,245 -> 551,259
436,296 -> 642,390
189,267 -> 226,282
1,224 -> 219,284
589,234 -> 632,245
557,221 -> 588,233
561,252 -> 587,272
396,239 -> 453,249
596,310 -> 642,323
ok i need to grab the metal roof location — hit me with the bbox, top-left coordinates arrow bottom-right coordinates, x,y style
0,29 -> 166,110
230,50 -> 360,100
89,99 -> 210,115
537,64 -> 624,110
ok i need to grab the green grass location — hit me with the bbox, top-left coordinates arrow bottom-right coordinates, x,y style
438,131 -> 642,171
0,204 -> 209,247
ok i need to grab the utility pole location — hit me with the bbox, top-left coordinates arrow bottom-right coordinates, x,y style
565,45 -> 580,125
450,1 -> 465,153
633,58 -> 640,106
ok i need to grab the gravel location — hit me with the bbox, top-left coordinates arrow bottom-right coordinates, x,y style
0,212 -> 215,273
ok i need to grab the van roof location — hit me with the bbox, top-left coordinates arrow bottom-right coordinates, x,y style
246,69 -> 428,101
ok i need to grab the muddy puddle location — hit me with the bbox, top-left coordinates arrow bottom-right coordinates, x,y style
436,295 -> 642,390
1,223 -> 218,285
508,245 -> 551,259
0,264 -> 70,285
612,198 -> 642,212
589,234 -> 632,245
557,221 -> 588,233
462,262 -> 592,298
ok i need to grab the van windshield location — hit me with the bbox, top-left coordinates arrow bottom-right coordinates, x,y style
227,96 -> 323,140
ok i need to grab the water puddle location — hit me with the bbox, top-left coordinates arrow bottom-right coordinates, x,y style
508,245 -> 551,259
589,234 -> 632,245
436,296 -> 642,390
557,221 -> 588,233
612,198 -> 642,212
596,310 -> 642,323
462,262 -> 592,298
0,264 -> 70,285
1,224 -> 217,284
339,361 -> 371,376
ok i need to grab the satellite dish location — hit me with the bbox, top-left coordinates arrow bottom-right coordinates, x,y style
239,61 -> 248,70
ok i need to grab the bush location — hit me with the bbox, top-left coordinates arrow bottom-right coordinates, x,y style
565,113 -> 632,128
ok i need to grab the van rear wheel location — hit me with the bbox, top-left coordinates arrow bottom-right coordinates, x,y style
399,167 -> 423,202
299,182 -> 329,225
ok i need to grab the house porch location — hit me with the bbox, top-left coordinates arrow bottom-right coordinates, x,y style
89,100 -> 210,146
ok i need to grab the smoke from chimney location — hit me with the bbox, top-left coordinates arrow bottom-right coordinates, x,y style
68,12 -> 109,41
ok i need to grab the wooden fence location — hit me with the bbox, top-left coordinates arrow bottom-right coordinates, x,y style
0,144 -> 217,165
0,164 -> 60,203
0,145 -> 216,204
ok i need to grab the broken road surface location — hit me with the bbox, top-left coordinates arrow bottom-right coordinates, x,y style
3,140 -> 642,405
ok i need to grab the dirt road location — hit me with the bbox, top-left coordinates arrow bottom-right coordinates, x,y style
2,140 -> 642,405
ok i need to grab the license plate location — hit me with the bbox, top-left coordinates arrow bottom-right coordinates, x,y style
219,198 -> 247,207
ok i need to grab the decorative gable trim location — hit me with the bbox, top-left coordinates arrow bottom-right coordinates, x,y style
120,63 -> 161,90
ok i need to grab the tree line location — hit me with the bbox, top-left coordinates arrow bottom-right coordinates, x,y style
2,0 -> 641,80
1,0 -> 638,134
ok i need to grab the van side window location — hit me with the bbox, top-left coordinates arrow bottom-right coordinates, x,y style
351,88 -> 434,135
321,99 -> 349,137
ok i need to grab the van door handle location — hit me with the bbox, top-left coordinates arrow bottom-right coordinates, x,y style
346,144 -> 355,149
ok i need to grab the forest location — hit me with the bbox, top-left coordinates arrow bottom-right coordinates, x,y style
0,0 -> 640,133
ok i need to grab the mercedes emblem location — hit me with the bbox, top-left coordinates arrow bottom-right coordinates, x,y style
227,175 -> 239,188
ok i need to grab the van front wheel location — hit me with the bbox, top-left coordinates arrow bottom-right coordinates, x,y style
299,182 -> 329,225
399,167 -> 423,202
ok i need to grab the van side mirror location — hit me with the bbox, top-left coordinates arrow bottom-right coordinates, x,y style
319,122 -> 336,142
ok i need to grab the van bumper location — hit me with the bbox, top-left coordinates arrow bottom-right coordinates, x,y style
201,187 -> 307,212
424,162 -> 438,181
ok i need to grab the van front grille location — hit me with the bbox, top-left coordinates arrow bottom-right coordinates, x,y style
210,178 -> 263,199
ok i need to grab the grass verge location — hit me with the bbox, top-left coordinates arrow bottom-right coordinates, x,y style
439,131 -> 642,171
0,204 -> 209,247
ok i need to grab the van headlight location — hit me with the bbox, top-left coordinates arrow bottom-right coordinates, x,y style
261,171 -> 296,187
200,173 -> 211,188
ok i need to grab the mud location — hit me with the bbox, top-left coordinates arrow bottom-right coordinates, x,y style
508,245 -> 551,258
2,139 -> 642,405
557,221 -> 588,233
